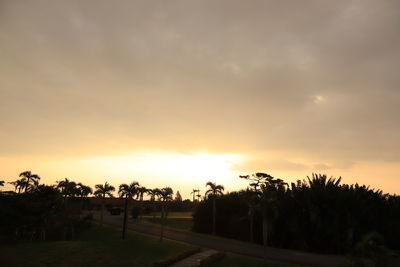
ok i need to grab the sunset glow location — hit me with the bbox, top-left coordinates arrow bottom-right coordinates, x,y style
1,0 -> 399,196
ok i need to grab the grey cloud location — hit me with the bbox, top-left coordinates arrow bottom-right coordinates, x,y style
1,0 -> 400,164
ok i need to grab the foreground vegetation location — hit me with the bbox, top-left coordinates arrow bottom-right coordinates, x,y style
194,174 -> 400,264
0,224 -> 196,266
1,170 -> 399,266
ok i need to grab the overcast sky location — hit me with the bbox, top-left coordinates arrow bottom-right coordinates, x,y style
1,0 -> 399,196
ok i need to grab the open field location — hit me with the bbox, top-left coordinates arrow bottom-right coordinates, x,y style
0,224 -> 196,266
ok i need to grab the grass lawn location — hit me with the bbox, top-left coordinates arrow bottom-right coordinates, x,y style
134,217 -> 193,231
0,224 -> 197,266
146,211 -> 193,218
213,253 -> 307,267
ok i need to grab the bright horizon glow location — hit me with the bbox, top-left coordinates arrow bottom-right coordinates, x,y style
1,152 -> 247,199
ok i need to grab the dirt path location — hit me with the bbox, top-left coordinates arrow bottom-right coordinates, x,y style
96,212 -> 348,267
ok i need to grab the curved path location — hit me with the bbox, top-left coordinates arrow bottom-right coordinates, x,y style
97,212 -> 348,267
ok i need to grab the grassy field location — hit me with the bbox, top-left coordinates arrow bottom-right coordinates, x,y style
145,211 -> 193,218
213,253 -> 307,267
134,217 -> 193,231
0,224 -> 196,266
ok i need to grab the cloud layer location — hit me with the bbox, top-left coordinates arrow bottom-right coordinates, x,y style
1,0 -> 400,176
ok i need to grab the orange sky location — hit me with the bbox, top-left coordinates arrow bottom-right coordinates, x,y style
1,0 -> 399,198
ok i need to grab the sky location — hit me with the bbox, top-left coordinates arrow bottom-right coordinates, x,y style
1,0 -> 400,198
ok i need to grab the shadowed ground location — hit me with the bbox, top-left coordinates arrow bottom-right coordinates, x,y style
96,211 -> 349,267
0,223 -> 195,266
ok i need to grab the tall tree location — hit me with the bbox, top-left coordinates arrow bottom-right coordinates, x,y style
56,178 -> 79,240
190,189 -> 198,202
196,189 -> 202,202
94,182 -> 115,226
77,183 -> 93,198
159,187 -> 173,241
137,186 -> 147,201
147,188 -> 159,201
19,171 -> 40,192
205,181 -> 224,235
9,178 -> 27,193
118,181 -> 139,240
241,172 -> 287,246
148,188 -> 161,219
175,191 -> 182,202
57,178 -> 78,199
77,183 -> 93,214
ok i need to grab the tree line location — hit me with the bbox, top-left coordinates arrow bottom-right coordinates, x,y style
2,170 -> 399,263
193,173 -> 400,262
0,171 -> 179,242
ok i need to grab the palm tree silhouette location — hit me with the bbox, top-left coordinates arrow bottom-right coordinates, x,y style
77,183 -> 93,198
9,178 -> 27,193
19,171 -> 40,192
244,188 -> 260,243
57,178 -> 78,199
259,174 -> 287,246
94,182 -> 115,226
118,181 -> 139,240
205,181 -> 224,235
147,188 -> 161,219
55,178 -> 80,240
159,187 -> 173,241
77,183 -> 93,215
196,189 -> 202,202
147,188 -> 159,201
190,189 -> 198,202
137,186 -> 148,201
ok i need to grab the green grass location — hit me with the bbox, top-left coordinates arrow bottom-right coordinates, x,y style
145,211 -> 193,218
134,217 -> 193,231
0,224 -> 196,266
212,253 -> 307,267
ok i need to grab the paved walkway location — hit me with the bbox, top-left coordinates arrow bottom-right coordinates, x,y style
170,250 -> 218,267
94,212 -> 348,267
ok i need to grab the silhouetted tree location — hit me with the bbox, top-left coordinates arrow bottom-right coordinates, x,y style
196,189 -> 201,202
190,189 -> 198,202
147,188 -> 161,219
137,186 -> 147,201
242,188 -> 260,243
56,178 -> 79,199
205,181 -> 224,235
77,183 -> 92,198
240,172 -> 287,246
94,182 -> 115,226
159,187 -> 173,241
56,178 -> 81,240
175,191 -> 182,202
118,181 -> 139,240
77,183 -> 92,214
147,188 -> 159,201
9,178 -> 27,193
19,171 -> 40,192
